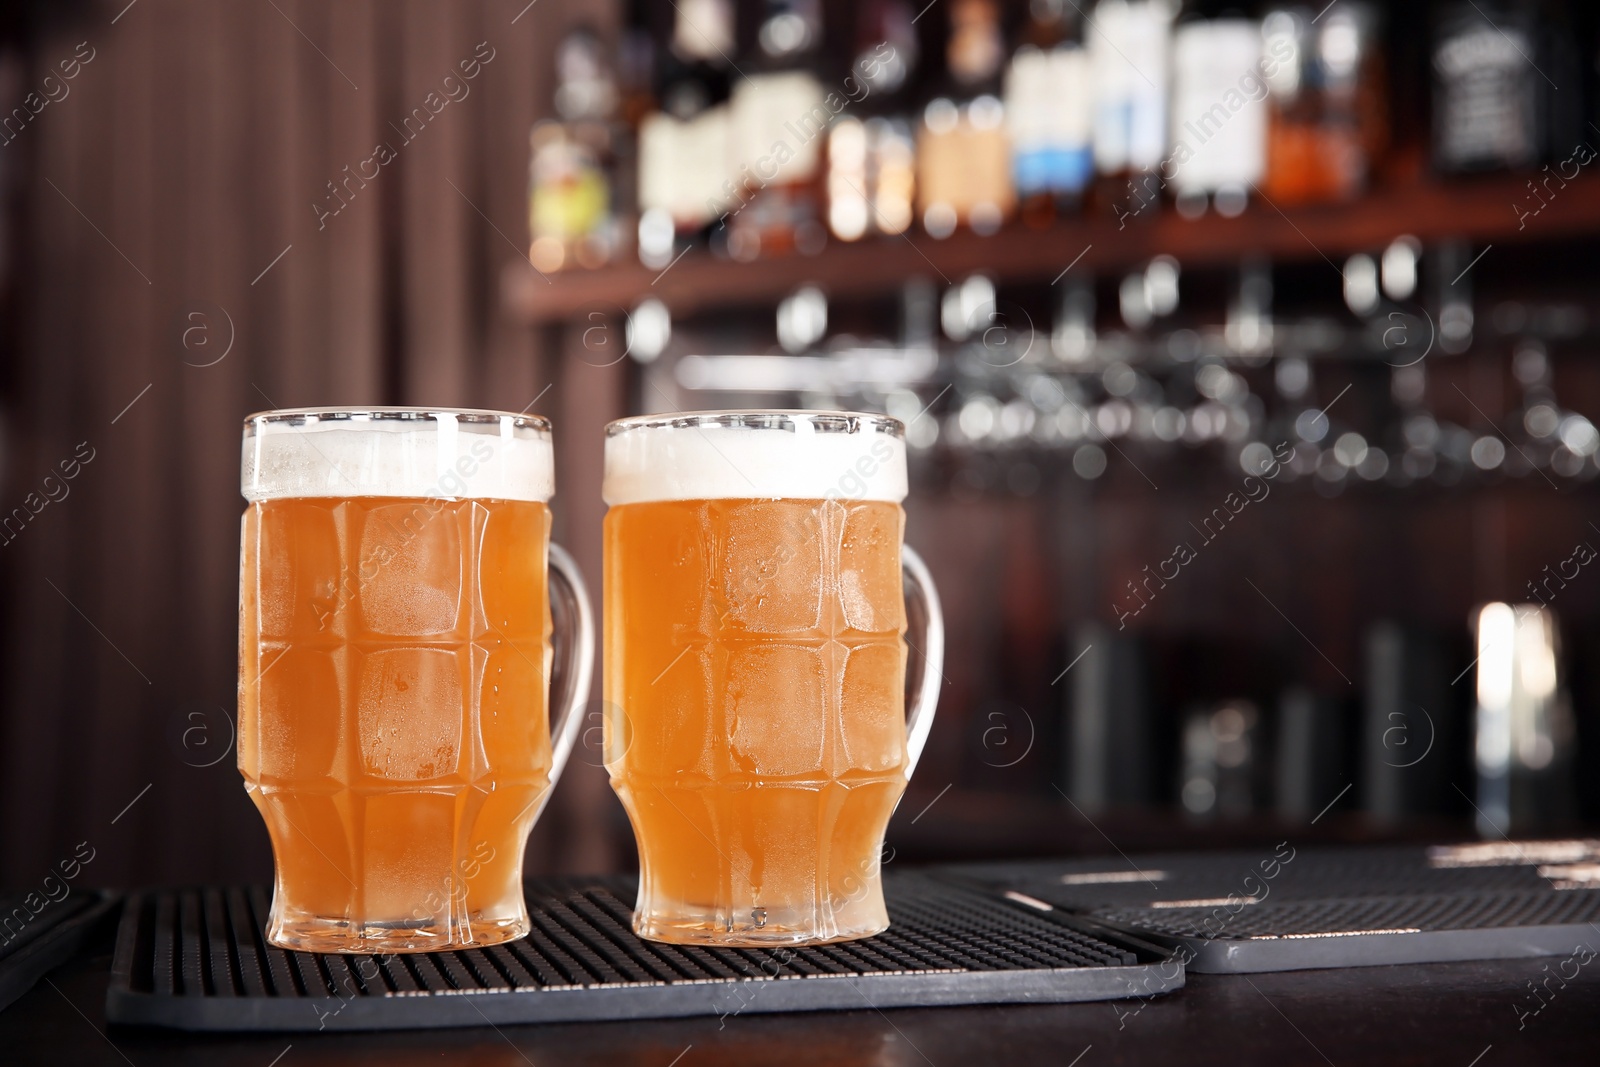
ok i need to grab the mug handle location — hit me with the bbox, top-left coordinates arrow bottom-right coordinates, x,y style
537,542 -> 595,823
901,544 -> 944,780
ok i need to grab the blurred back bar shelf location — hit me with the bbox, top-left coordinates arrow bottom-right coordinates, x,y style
510,0 -> 1600,321
511,0 -> 1600,848
506,174 -> 1600,323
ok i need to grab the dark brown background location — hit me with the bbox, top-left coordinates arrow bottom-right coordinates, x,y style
0,0 -> 635,890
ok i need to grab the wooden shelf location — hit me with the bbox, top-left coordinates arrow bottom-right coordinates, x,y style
504,175 -> 1600,324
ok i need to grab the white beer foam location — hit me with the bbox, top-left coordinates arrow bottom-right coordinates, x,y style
243,412 -> 554,502
603,415 -> 907,505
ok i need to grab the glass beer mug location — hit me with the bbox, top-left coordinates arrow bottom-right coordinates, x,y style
602,411 -> 944,946
238,408 -> 593,953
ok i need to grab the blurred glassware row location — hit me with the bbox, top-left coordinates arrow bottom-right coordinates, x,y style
626,237 -> 1599,494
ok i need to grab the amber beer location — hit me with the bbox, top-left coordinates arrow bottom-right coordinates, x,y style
239,409 -> 591,953
603,412 -> 942,946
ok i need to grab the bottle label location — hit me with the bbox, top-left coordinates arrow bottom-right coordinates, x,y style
1089,0 -> 1173,175
1168,20 -> 1269,194
729,72 -> 828,187
1006,46 -> 1093,195
1434,21 -> 1538,168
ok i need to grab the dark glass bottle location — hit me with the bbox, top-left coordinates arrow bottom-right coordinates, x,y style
1432,0 -> 1543,172
635,0 -> 735,268
1433,0 -> 1585,177
723,0 -> 830,260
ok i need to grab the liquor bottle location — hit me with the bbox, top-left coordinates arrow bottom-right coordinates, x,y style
723,0 -> 829,259
1261,2 -> 1386,205
1472,605 -> 1575,835
854,0 -> 919,97
1274,687 -> 1346,821
1433,0 -> 1582,174
827,0 -> 920,241
1064,624 -> 1155,813
613,0 -> 656,251
616,0 -> 656,130
1167,4 -> 1269,218
1362,622 -> 1459,821
1432,2 -> 1540,171
1540,2 -> 1585,160
1088,0 -> 1177,225
635,0 -> 734,269
917,0 -> 1014,237
1004,0 -> 1094,227
528,26 -> 621,273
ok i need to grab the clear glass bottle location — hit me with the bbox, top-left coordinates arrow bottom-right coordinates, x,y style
827,0 -> 921,241
1261,2 -> 1386,205
1005,0 -> 1095,227
1166,3 -> 1269,219
917,0 -> 1014,238
1088,0 -> 1178,224
528,26 -> 622,273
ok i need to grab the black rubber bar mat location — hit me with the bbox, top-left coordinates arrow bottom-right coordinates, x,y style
945,840 -> 1600,974
104,872 -> 1182,1031
1,891 -> 119,1013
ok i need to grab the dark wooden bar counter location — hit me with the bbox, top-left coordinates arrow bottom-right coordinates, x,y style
3,923 -> 1594,1067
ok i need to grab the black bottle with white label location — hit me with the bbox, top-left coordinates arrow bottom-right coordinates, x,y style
1432,0 -> 1581,172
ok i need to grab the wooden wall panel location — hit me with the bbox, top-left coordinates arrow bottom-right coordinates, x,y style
0,0 -> 601,890
478,0 -> 542,418
87,0 -> 166,882
326,0 -> 384,405
163,0 -> 272,882
398,0 -> 471,407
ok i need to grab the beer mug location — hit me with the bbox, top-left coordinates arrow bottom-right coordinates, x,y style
602,411 -> 943,946
239,408 -> 593,953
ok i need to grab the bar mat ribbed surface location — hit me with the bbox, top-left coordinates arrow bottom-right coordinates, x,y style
105,872 -> 1182,1031
0,891 -> 118,1013
950,841 -> 1600,973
